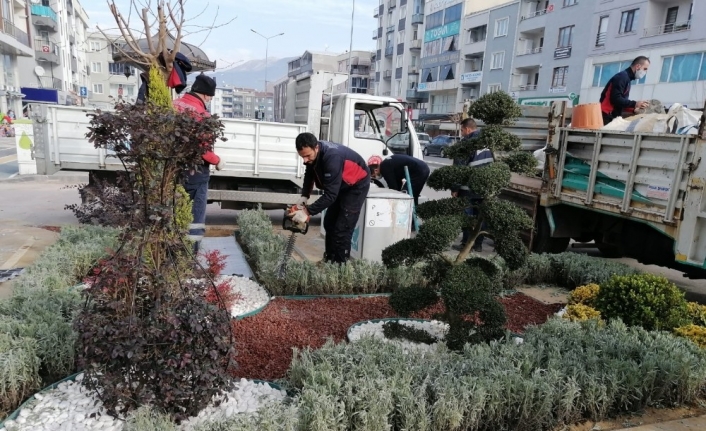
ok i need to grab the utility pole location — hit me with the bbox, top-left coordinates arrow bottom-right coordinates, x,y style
347,0 -> 356,93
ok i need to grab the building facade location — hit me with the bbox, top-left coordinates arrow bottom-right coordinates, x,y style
84,32 -> 139,109
580,0 -> 702,108
19,0 -> 90,106
0,0 -> 34,115
209,86 -> 274,120
373,0 -> 426,105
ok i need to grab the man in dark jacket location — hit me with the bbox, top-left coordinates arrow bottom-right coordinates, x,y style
173,74 -> 225,252
599,56 -> 650,125
292,132 -> 371,264
366,154 -> 430,207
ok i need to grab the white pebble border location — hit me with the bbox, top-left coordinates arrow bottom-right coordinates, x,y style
218,275 -> 270,319
1,375 -> 286,431
348,319 -> 449,353
555,306 -> 568,318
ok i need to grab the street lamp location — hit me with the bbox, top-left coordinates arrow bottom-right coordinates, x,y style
347,0 -> 356,93
250,29 -> 284,93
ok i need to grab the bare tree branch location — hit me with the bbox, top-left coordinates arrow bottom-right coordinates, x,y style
142,7 -> 154,57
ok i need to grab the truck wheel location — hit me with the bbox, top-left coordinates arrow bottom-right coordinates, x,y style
532,211 -> 570,254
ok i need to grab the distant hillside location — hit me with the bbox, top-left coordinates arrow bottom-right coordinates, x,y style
194,57 -> 296,91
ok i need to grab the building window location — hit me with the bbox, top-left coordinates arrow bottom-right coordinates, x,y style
490,51 -> 505,69
427,10 -> 443,29
93,84 -> 103,94
494,17 -> 509,37
592,60 -> 647,87
89,41 -> 101,51
441,64 -> 455,80
91,62 -> 102,73
563,0 -> 578,7
430,93 -> 455,114
396,55 -> 403,67
557,25 -> 574,48
596,16 -> 608,47
424,39 -> 442,56
552,66 -> 568,87
397,29 -> 405,44
660,52 -> 706,83
442,34 -> 458,52
487,84 -> 501,93
444,3 -> 462,24
619,9 -> 639,34
467,25 -> 487,44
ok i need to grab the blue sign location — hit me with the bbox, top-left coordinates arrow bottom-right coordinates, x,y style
424,20 -> 461,43
80,86 -> 87,97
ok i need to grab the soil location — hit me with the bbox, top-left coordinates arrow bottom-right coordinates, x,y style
560,403 -> 706,430
231,293 -> 563,381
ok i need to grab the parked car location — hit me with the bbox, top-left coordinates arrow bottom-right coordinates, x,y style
417,132 -> 431,149
423,135 -> 459,157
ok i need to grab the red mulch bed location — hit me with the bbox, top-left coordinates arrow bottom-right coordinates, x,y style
232,293 -> 564,381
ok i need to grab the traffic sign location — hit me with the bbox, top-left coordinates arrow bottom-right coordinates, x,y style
41,45 -> 50,53
79,86 -> 87,97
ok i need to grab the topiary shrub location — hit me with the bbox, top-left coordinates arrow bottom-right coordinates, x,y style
568,284 -> 600,307
674,324 -> 706,349
382,321 -> 438,344
389,285 -> 439,317
563,304 -> 602,322
382,91 -> 531,350
594,274 -> 690,331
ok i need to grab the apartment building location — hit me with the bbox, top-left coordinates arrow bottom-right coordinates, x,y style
372,0 -> 426,105
84,32 -> 139,109
332,50 -> 374,94
209,86 -> 274,120
580,1 -> 702,108
19,0 -> 90,106
0,0 -> 34,115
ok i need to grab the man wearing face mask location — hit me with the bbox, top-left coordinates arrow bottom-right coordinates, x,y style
173,73 -> 225,252
291,132 -> 370,264
599,56 -> 651,125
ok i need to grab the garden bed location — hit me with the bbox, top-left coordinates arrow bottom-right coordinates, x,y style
231,293 -> 563,380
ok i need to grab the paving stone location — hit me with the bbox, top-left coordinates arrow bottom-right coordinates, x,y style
200,236 -> 253,279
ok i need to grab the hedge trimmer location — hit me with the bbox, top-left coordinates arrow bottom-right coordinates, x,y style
277,205 -> 309,279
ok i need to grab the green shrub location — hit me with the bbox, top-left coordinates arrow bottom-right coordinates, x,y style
237,208 -> 422,295
687,302 -> 706,326
389,285 -> 438,317
595,274 -> 690,331
0,333 -> 41,417
563,304 -> 602,322
286,319 -> 706,430
468,91 -> 522,126
549,253 -> 639,289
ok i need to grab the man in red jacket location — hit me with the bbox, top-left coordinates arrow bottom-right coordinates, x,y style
291,132 -> 370,264
599,56 -> 650,125
173,74 -> 225,252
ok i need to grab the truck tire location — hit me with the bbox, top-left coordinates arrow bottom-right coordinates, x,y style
532,210 -> 570,254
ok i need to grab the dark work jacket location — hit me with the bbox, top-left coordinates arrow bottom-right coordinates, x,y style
379,154 -> 430,192
302,141 -> 370,216
172,92 -> 221,184
600,67 -> 637,118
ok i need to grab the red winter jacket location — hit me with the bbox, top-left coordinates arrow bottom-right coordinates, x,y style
172,92 -> 221,167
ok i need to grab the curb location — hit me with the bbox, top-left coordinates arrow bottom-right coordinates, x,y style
281,293 -> 391,300
346,317 -> 439,342
0,174 -> 89,184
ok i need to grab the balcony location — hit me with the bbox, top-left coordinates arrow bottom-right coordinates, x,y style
383,70 -> 392,79
517,47 -> 542,56
521,8 -> 548,21
411,13 -> 424,25
388,0 -> 396,9
406,89 -> 428,101
512,84 -> 538,91
71,56 -> 78,72
518,8 -> 547,32
643,20 -> 691,38
34,38 -> 60,64
31,4 -> 58,32
372,29 -> 378,39
408,66 -> 419,74
374,5 -> 380,17
385,46 -> 393,57
386,25 -> 395,33
0,19 -> 32,55
409,39 -> 422,50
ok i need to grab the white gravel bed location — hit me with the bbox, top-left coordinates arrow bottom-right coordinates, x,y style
348,319 -> 449,353
219,275 -> 270,318
1,375 -> 286,431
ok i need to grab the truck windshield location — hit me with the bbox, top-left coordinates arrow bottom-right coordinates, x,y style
353,104 -> 404,143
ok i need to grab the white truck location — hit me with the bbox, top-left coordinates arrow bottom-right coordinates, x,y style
502,102 -> 706,279
30,92 -> 423,209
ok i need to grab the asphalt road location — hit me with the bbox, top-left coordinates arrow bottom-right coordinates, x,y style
0,137 -> 17,179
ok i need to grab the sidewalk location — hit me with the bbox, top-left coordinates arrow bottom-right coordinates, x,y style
614,415 -> 706,430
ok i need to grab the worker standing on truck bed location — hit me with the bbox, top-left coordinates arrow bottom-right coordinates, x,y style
292,132 -> 371,264
599,56 -> 651,125
173,73 -> 225,252
366,154 -> 430,207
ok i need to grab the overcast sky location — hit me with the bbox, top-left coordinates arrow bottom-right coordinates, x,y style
85,0 -> 379,69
